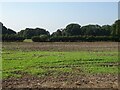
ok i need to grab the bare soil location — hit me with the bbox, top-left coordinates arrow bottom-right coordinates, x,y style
2,73 -> 118,89
2,42 -> 118,52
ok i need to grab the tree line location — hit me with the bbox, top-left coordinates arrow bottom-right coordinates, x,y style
1,19 -> 120,42
1,23 -> 25,42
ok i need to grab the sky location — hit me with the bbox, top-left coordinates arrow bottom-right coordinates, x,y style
0,2 -> 118,33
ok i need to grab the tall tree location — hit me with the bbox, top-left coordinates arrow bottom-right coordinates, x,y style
64,23 -> 81,36
18,28 -> 50,39
81,25 -> 103,36
112,20 -> 120,36
2,25 -> 16,35
51,29 -> 62,37
101,25 -> 112,36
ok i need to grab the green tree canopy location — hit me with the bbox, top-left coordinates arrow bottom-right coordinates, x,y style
63,23 -> 81,36
112,20 -> 120,36
51,29 -> 62,37
81,25 -> 104,36
18,28 -> 50,39
2,25 -> 16,35
101,25 -> 112,36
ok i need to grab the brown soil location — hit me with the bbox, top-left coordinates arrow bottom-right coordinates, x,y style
2,73 -> 118,89
2,42 -> 118,52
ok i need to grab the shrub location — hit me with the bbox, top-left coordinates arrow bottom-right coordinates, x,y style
32,35 -> 119,42
2,34 -> 25,42
49,36 -> 119,42
32,35 -> 49,42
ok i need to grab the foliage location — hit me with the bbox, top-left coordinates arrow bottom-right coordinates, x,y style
64,23 -> 81,36
51,29 -> 62,37
51,20 -> 120,38
2,25 -> 16,35
18,28 -> 50,39
32,35 -> 49,42
1,20 -> 120,42
49,36 -> 119,42
101,25 -> 112,36
111,20 -> 120,36
2,34 -> 25,42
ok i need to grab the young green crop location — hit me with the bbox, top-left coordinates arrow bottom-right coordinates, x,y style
2,49 -> 118,79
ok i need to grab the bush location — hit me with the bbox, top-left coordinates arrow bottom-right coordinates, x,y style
49,36 -> 119,42
32,35 -> 49,42
32,35 -> 119,42
2,34 -> 25,42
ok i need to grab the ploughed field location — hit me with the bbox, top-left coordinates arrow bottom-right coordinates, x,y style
2,42 -> 119,88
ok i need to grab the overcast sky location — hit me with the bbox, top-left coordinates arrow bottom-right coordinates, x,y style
0,2 -> 118,33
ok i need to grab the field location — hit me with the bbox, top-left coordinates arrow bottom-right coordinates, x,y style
2,42 -> 119,88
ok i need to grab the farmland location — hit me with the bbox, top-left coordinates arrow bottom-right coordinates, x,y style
2,42 -> 119,88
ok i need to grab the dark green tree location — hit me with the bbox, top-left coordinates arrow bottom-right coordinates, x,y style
111,20 -> 120,36
51,29 -> 62,37
101,25 -> 112,36
63,23 -> 81,36
81,24 -> 103,36
2,25 -> 16,35
32,35 -> 49,42
18,28 -> 50,39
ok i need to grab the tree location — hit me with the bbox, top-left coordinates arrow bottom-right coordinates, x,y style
51,29 -> 62,37
63,23 -> 81,36
18,28 -> 50,39
1,22 -> 25,42
101,25 -> 112,36
111,20 -> 120,36
2,26 -> 16,35
81,24 -> 102,36
2,34 -> 25,42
